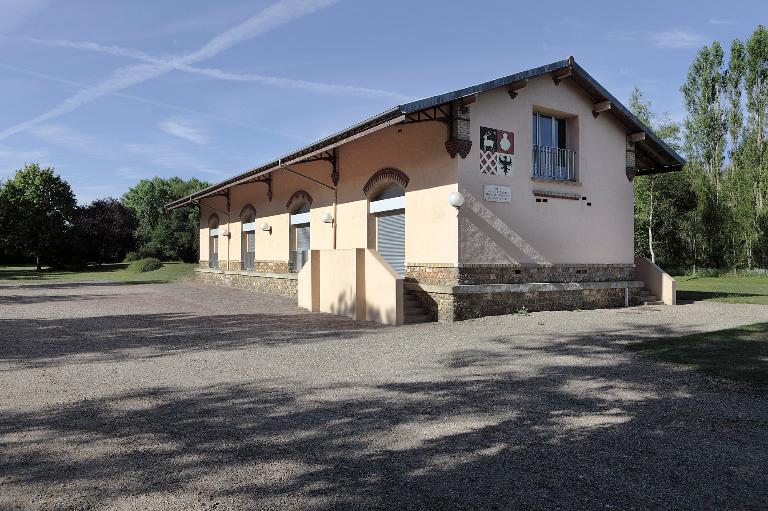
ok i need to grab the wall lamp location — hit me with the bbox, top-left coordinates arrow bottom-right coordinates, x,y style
448,191 -> 465,210
320,212 -> 334,224
260,222 -> 272,234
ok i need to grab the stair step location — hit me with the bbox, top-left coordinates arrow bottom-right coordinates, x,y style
405,305 -> 426,314
641,300 -> 664,306
404,313 -> 432,324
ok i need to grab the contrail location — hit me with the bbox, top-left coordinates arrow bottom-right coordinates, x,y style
14,36 -> 413,101
0,63 -> 308,142
0,0 -> 341,141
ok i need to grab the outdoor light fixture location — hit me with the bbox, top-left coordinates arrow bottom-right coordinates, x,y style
260,222 -> 272,234
320,212 -> 334,224
448,191 -> 465,209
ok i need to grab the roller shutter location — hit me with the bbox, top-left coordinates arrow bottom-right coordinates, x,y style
294,224 -> 310,270
377,210 -> 405,275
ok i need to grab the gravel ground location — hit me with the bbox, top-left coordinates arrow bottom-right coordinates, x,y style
0,281 -> 767,510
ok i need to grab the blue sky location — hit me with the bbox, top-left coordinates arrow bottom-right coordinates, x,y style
0,0 -> 763,204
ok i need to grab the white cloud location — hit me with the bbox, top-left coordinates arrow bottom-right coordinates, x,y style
123,142 -> 226,177
26,124 -> 111,157
158,117 -> 209,145
651,30 -> 706,49
0,146 -> 50,178
0,0 -> 341,141
709,18 -> 736,26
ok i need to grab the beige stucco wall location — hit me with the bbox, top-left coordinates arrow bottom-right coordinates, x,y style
197,121 -> 459,268
458,75 -> 634,265
297,248 -> 403,325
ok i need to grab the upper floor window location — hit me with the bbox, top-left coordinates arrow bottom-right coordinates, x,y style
532,112 -> 576,181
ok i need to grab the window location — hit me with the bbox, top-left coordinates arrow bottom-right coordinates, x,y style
290,201 -> 310,272
208,214 -> 219,269
241,207 -> 256,271
369,183 -> 406,275
532,112 -> 576,181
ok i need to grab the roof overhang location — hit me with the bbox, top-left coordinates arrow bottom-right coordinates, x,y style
166,57 -> 685,210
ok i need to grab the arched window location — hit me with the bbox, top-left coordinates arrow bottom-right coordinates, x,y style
208,214 -> 219,269
240,205 -> 256,270
289,194 -> 311,272
363,168 -> 409,198
368,179 -> 406,276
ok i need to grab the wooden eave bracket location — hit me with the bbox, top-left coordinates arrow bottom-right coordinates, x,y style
552,67 -> 572,86
592,100 -> 611,118
507,79 -> 528,99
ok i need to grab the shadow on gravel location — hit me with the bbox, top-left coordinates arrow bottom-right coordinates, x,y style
0,293 -> 121,305
0,312 -> 380,365
1,335 -> 766,510
0,281 -> 164,290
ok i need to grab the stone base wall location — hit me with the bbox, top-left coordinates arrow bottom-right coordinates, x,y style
411,287 -> 637,322
405,262 -> 640,322
195,270 -> 297,298
406,263 -> 635,286
251,261 -> 291,273
199,260 -> 291,273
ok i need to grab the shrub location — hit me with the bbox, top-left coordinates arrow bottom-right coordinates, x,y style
128,257 -> 163,272
124,251 -> 140,262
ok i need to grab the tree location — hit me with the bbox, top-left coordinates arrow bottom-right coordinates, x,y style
0,164 -> 77,270
74,198 -> 138,265
122,177 -> 209,262
629,88 -> 693,268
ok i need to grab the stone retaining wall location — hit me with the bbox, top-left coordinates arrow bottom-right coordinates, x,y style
406,263 -> 635,286
195,269 -> 297,298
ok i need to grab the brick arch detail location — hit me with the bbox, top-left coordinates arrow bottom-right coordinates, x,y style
286,190 -> 313,211
208,213 -> 219,228
239,204 -> 256,220
363,168 -> 410,197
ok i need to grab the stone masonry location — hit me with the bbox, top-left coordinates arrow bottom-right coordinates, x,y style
195,269 -> 297,298
405,263 -> 639,322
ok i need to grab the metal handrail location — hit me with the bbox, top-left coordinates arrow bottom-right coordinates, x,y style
532,145 -> 577,181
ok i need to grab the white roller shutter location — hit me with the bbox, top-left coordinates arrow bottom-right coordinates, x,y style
377,211 -> 405,275
243,232 -> 255,270
294,224 -> 310,271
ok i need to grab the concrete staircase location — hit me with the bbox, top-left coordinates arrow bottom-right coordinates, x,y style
404,289 -> 433,324
636,288 -> 664,306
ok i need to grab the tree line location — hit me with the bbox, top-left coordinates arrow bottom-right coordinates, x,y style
0,163 -> 208,269
633,25 -> 768,272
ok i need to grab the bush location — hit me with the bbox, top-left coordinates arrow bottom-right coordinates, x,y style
124,251 -> 140,262
128,257 -> 163,272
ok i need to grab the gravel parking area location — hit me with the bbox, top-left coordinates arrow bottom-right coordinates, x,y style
1,281 -> 767,510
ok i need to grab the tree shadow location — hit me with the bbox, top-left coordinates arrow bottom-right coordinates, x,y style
677,290 -> 768,303
0,311 -> 381,367
2,327 -> 766,509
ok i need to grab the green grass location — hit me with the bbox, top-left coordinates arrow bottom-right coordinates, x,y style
0,262 -> 196,284
629,323 -> 768,385
676,274 -> 768,305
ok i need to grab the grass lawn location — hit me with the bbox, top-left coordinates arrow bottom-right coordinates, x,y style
0,262 -> 196,284
629,323 -> 768,385
676,274 -> 768,305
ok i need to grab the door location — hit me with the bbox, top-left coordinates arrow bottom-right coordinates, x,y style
377,210 -> 405,275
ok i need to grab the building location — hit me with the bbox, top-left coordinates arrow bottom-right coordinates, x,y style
167,57 -> 683,325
